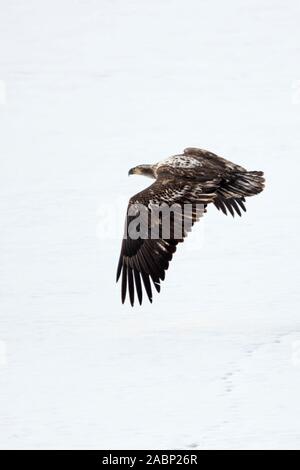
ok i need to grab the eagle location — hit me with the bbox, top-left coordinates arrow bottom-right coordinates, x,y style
116,147 -> 265,306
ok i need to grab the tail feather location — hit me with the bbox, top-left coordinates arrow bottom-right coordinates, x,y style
234,171 -> 265,197
214,170 -> 265,217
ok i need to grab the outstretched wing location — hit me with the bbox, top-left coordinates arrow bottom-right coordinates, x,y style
116,177 -> 218,306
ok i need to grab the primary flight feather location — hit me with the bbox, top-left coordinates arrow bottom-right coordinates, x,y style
116,147 -> 265,305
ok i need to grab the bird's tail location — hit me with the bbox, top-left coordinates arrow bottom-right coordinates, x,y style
232,170 -> 265,197
214,170 -> 265,217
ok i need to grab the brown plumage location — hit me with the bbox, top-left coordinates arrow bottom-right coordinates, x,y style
117,147 -> 265,305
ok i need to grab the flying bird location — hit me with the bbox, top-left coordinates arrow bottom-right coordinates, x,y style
117,147 -> 265,305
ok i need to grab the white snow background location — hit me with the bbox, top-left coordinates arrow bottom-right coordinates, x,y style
0,0 -> 300,449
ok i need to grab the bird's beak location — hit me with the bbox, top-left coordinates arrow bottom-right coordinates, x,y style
128,168 -> 134,176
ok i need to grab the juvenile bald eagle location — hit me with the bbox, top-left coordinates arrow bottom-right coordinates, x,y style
117,147 -> 265,306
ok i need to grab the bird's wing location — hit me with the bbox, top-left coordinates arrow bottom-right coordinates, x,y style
183,147 -> 246,172
116,177 -> 219,305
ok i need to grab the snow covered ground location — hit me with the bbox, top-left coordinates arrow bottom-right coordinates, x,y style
0,0 -> 300,449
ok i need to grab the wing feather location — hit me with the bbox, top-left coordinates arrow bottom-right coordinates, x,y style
117,178 -> 216,305
127,266 -> 135,306
133,268 -> 143,305
121,263 -> 127,304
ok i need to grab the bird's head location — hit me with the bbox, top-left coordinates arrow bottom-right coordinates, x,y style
128,164 -> 156,179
